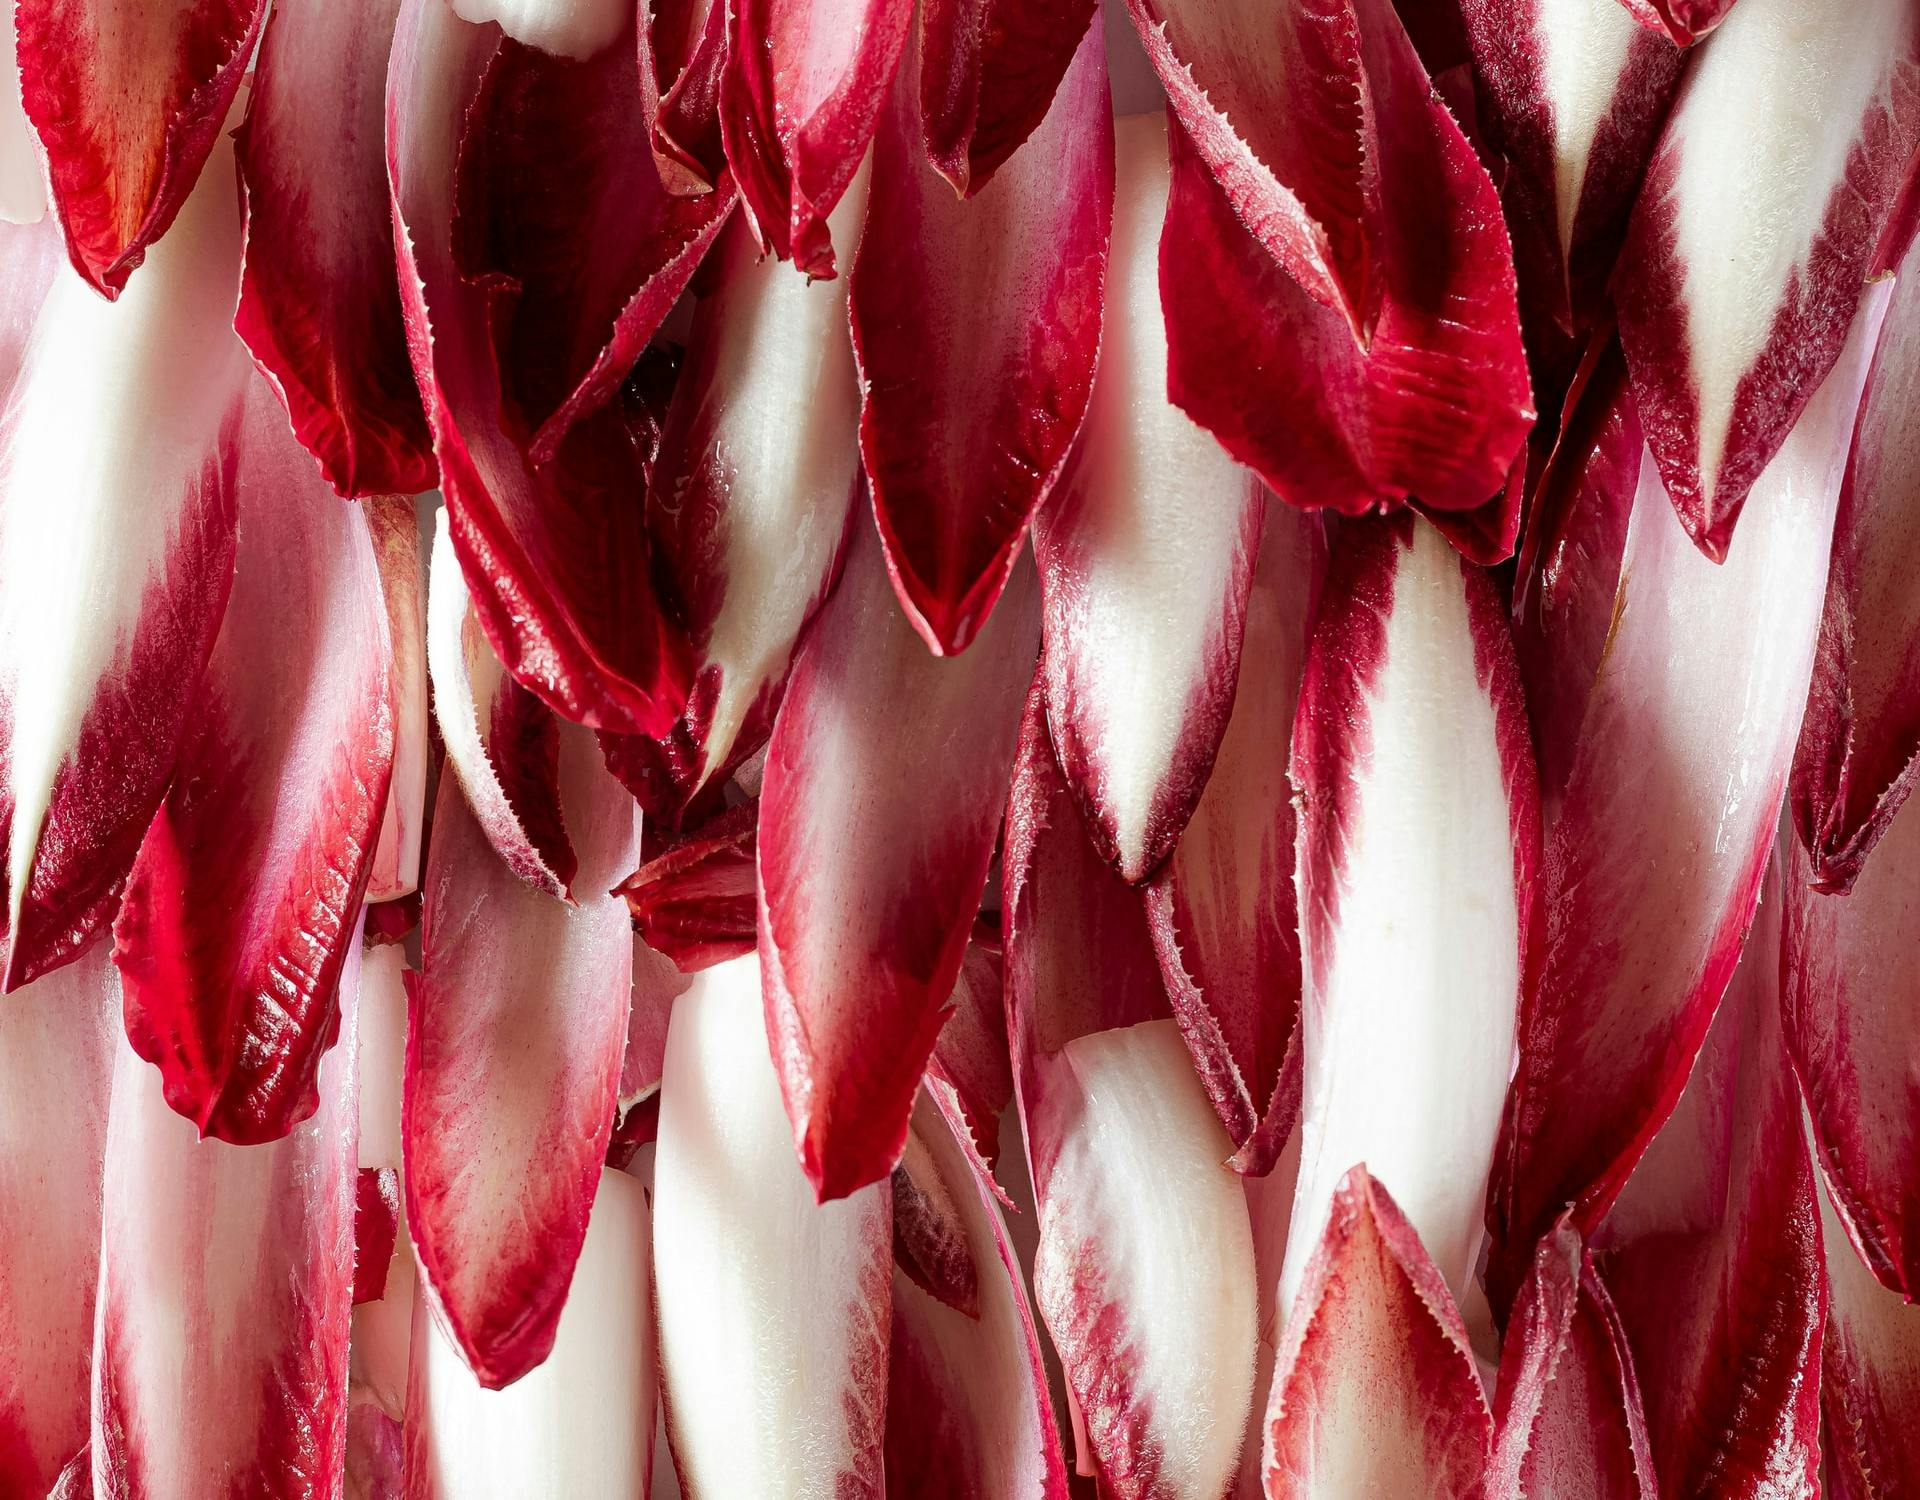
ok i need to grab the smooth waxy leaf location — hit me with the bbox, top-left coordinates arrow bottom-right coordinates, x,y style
756,518 -> 1037,1201
852,13 -> 1110,655
404,726 -> 639,1389
1280,514 -> 1537,1320
653,954 -> 892,1498
234,0 -> 434,498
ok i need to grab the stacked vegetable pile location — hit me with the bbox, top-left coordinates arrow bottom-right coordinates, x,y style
0,0 -> 1914,1494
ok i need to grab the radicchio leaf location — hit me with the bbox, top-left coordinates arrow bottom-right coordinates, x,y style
1005,688 -> 1257,1499
386,0 -> 713,737
115,381 -> 395,1145
1147,0 -> 1533,527
17,0 -> 262,295
93,939 -> 358,1496
852,12 -> 1110,655
404,1169 -> 657,1496
1280,514 -> 1537,1320
1033,112 -> 1262,884
404,725 -> 639,1389
0,139 -> 250,989
1595,865 -> 1824,1500
756,518 -> 1037,1201
1791,224 -> 1920,892
1614,0 -> 1920,558
234,0 -> 435,497
1489,283 -> 1886,1299
0,945 -> 115,1498
652,954 -> 892,1498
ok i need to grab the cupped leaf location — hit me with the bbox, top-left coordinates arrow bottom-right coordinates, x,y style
1149,0 -> 1532,525
424,511 -> 578,899
615,800 -> 756,972
1460,0 -> 1684,334
719,0 -> 910,274
1144,502 -> 1321,1175
756,517 -> 1038,1201
1263,1168 -> 1493,1499
919,0 -> 1095,194
386,0 -> 709,737
404,725 -> 639,1389
1034,112 -> 1262,884
852,9 -> 1110,656
641,184 -> 867,815
365,497 -> 429,904
1819,1162 -> 1920,1500
234,0 -> 434,497
17,0 -> 263,295
1488,1221 -> 1655,1500
1613,0 -> 1738,47
641,0 -> 727,193
884,1091 -> 1070,1499
1614,0 -> 1920,558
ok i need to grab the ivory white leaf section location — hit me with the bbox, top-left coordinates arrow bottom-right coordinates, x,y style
1666,0 -> 1915,496
1281,521 -> 1522,1323
1035,1017 -> 1257,1499
448,0 -> 627,59
407,1169 -> 655,1499
1536,0 -> 1642,258
652,954 -> 889,1499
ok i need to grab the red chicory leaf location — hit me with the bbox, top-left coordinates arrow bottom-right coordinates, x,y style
852,10 -> 1111,656
234,0 -> 436,498
653,954 -> 892,1497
